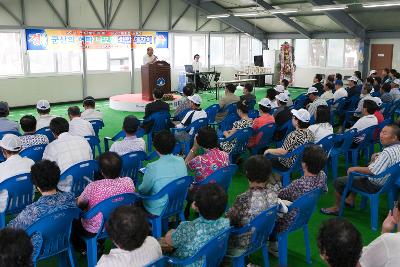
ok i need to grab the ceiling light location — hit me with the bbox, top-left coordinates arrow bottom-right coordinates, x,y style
206,14 -> 230,19
233,12 -> 260,17
312,4 -> 347,11
363,1 -> 400,8
269,9 -> 298,14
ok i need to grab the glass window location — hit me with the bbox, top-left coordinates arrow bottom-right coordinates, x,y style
310,39 -> 326,67
240,35 -> 251,66
344,39 -> 359,69
109,49 -> 130,71
224,35 -> 239,66
210,36 -> 224,66
86,49 -> 108,71
0,32 -> 23,76
174,35 -> 191,68
191,35 -> 207,67
294,39 -> 309,66
251,38 -> 262,60
327,39 -> 344,67
56,50 -> 82,73
28,50 -> 56,73
134,47 -> 146,69
155,48 -> 170,63
268,39 -> 278,50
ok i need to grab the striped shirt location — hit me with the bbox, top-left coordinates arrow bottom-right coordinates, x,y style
368,143 -> 400,186
307,98 -> 328,117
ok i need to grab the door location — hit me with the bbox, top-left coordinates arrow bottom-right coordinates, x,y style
370,44 -> 393,74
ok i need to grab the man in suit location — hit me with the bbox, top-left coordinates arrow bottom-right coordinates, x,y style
142,88 -> 170,133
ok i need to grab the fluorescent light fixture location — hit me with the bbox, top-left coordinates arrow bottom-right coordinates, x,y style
233,12 -> 259,17
206,14 -> 230,19
312,4 -> 347,11
363,1 -> 400,8
269,9 -> 298,14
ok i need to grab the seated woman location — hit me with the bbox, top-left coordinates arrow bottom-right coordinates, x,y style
248,98 -> 275,148
164,184 -> 230,266
308,105 -> 333,143
220,100 -> 253,154
267,88 -> 278,108
269,145 -> 328,256
264,108 -> 315,171
226,155 -> 279,256
72,152 -> 135,251
97,206 -> 162,267
8,160 -> 77,254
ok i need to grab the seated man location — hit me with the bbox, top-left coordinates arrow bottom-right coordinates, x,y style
142,88 -> 171,133
0,228 -> 33,267
333,80 -> 347,103
0,102 -> 18,133
320,82 -> 334,101
306,86 -> 328,117
355,83 -> 375,113
36,100 -> 56,130
67,106 -> 95,137
273,93 -> 292,141
380,83 -> 394,104
81,96 -> 103,121
19,115 -> 49,150
239,83 -> 256,106
248,98 -> 275,148
350,100 -> 379,144
174,85 -> 193,117
138,130 -> 187,216
390,78 -> 400,101
215,83 -> 240,122
97,206 -> 162,267
110,115 -> 146,156
321,124 -> 400,215
312,74 -> 324,96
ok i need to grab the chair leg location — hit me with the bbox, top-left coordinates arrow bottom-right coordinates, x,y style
331,156 -> 338,180
68,246 -> 76,267
360,196 -> 368,210
261,244 -> 270,267
303,225 -> 312,265
86,238 -> 98,267
147,134 -> 153,153
178,211 -> 185,223
152,218 -> 162,239
233,256 -> 245,267
370,196 -> 379,231
278,233 -> 288,267
282,173 -> 290,187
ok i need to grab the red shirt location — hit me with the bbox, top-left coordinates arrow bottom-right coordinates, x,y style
248,113 -> 275,147
374,111 -> 384,139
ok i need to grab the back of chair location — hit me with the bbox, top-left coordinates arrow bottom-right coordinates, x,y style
353,126 -> 376,150
230,127 -> 253,156
146,111 -> 171,134
345,95 -> 360,111
275,120 -> 294,146
248,99 -> 256,110
205,104 -> 220,124
0,131 -> 20,139
26,207 -> 80,262
224,102 -> 238,116
293,94 -> 307,110
60,160 -> 98,197
337,129 -> 357,152
286,188 -> 322,233
218,113 -> 240,132
84,135 -> 101,158
35,127 -> 54,142
0,173 -> 34,228
89,120 -> 104,136
20,144 -> 47,162
197,164 -> 237,192
253,123 -> 276,150
248,109 -> 259,119
120,151 -> 147,185
316,134 -> 335,156
188,118 -> 209,138
326,99 -> 334,107
376,162 -> 400,194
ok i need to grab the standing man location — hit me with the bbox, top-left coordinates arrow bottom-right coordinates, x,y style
143,47 -> 157,65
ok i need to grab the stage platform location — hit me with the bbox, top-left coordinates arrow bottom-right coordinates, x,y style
109,93 -> 182,112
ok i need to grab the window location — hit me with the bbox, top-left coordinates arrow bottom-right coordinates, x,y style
240,35 -> 251,66
327,39 -> 344,67
210,36 -> 224,66
224,35 -> 239,66
174,35 -> 191,68
109,49 -> 130,71
56,50 -> 82,73
294,39 -> 309,66
344,39 -> 358,69
28,50 -> 56,73
268,39 -> 278,50
191,35 -> 207,67
86,49 -> 108,71
309,39 -> 326,67
251,38 -> 262,60
0,32 -> 23,75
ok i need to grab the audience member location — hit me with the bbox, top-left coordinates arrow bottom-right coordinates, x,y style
0,101 -> 19,132
239,83 -> 256,105
164,184 -> 230,265
333,80 -> 347,102
326,74 -> 335,84
97,206 -> 162,267
265,109 -> 314,171
175,94 -> 207,129
248,98 -> 275,148
267,88 -> 278,108
174,85 -> 193,117
321,124 -> 400,215
110,115 -> 145,156
346,76 -> 359,98
355,83 -> 375,113
142,88 -> 171,133
0,228 -> 33,267
389,69 -> 398,81
67,106 -> 95,137
306,86 -> 328,118
382,68 -> 390,84
273,93 -> 292,141
81,96 -> 103,121
216,83 -> 240,122
35,100 -> 56,130
317,218 -> 362,267
19,115 -> 49,150
226,155 -> 279,255
308,105 -> 333,143
321,82 -> 334,101
281,79 -> 293,106
373,97 -> 384,124
312,74 -> 324,95
354,71 -> 363,85
350,100 -> 378,132
220,100 -> 253,154
373,76 -> 382,93
369,69 -> 377,79
380,83 -> 394,104
138,130 -> 187,215
42,117 -> 92,191
390,79 -> 400,101
335,73 -> 342,82
8,160 -> 77,254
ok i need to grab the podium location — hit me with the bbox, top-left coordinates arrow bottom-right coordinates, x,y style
141,61 -> 171,101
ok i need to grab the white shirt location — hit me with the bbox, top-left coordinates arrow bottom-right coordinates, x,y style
110,136 -> 146,156
36,114 -> 57,130
96,236 -> 162,267
69,117 -> 95,137
81,109 -> 103,121
176,109 -> 207,130
308,123 -> 333,143
320,91 -> 334,101
356,94 -> 375,113
143,54 -> 156,65
351,114 -> 378,132
192,61 -> 202,72
390,87 -> 400,101
360,233 -> 400,267
333,87 -> 348,102
271,99 -> 278,109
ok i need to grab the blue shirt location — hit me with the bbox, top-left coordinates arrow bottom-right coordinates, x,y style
0,117 -> 19,132
171,217 -> 230,267
8,191 -> 77,254
138,154 -> 187,215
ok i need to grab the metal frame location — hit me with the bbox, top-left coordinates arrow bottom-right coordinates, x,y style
0,2 -> 22,25
141,0 -> 161,29
172,4 -> 191,29
88,0 -> 105,28
45,0 -> 67,27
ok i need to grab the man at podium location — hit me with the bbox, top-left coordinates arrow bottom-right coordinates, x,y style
143,47 -> 157,65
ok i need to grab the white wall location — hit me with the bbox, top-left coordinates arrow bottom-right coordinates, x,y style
293,67 -> 355,87
369,39 -> 400,70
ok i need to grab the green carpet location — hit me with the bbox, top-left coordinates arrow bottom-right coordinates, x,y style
9,87 -> 384,267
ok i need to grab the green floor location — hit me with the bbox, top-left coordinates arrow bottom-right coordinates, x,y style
9,87 -> 384,267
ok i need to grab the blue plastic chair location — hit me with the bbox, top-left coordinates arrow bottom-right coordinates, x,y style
219,127 -> 253,162
330,97 -> 347,126
218,113 -> 240,132
89,119 -> 104,137
278,188 -> 323,267
26,207 -> 81,267
171,118 -> 209,156
251,123 -> 276,155
84,135 -> 102,158
339,163 -> 400,231
316,134 -> 335,155
345,95 -> 360,111
120,151 -> 147,186
389,99 -> 400,121
35,127 -> 55,142
20,144 -> 47,162
348,126 -> 376,166
136,176 -> 193,238
0,173 -> 34,228
145,256 -> 169,267
173,108 -> 191,121
248,99 -> 256,110
228,206 -> 278,267
248,109 -> 259,119
59,160 -> 98,197
329,129 -> 357,180
326,98 -> 334,107
143,111 -> 172,152
195,164 -> 238,192
293,94 -> 307,110
222,102 -> 238,116
274,120 -> 294,147
79,193 -> 139,267
104,130 -> 126,151
205,104 -> 220,124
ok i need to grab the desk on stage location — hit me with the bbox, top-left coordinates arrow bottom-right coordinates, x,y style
236,72 -> 275,87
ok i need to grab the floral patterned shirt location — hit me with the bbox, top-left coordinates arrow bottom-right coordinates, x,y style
188,148 -> 230,182
20,134 -> 49,150
171,216 -> 230,267
220,118 -> 253,153
279,129 -> 315,168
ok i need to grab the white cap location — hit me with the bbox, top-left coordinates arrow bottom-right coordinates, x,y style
373,97 -> 383,107
348,76 -> 359,82
291,109 -> 311,123
275,93 -> 289,103
36,100 -> 50,110
392,79 -> 400,86
369,70 -> 377,76
274,85 -> 285,93
0,134 -> 22,152
258,98 -> 272,108
188,94 -> 202,105
306,86 -> 319,95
